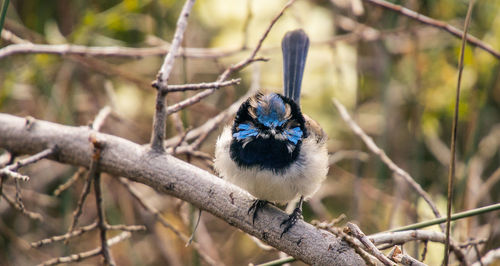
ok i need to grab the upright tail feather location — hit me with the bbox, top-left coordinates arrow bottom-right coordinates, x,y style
281,29 -> 310,105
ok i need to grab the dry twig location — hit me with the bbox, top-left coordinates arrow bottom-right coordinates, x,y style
53,167 -> 86,196
332,98 -> 444,228
31,222 -> 99,248
163,78 -> 241,93
362,0 -> 500,59
37,231 -> 131,266
0,147 -> 55,181
346,223 -> 396,266
118,178 -> 219,266
2,192 -> 43,221
388,246 -> 427,266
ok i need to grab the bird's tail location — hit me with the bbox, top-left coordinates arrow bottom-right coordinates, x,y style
281,29 -> 310,105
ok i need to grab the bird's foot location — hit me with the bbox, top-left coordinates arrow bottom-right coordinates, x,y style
280,207 -> 303,238
248,199 -> 267,224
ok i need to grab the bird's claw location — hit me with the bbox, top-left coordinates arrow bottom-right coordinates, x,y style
248,200 -> 267,224
280,207 -> 303,238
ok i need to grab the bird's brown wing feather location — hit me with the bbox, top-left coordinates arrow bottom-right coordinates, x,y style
303,114 -> 327,144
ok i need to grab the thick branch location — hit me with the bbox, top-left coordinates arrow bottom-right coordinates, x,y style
0,114 -> 364,265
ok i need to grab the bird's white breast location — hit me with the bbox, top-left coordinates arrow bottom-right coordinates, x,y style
214,126 -> 328,204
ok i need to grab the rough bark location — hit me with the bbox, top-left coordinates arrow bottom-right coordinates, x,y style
0,113 -> 364,265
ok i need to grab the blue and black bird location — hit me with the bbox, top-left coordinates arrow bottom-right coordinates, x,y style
215,29 -> 328,236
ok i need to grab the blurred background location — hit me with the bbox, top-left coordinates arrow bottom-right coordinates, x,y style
0,0 -> 499,265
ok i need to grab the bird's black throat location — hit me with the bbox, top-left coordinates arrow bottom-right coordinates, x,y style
230,135 -> 302,171
230,93 -> 306,172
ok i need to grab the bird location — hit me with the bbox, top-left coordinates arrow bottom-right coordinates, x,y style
214,29 -> 328,237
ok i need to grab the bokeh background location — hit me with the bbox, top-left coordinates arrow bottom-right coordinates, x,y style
1,0 -> 499,265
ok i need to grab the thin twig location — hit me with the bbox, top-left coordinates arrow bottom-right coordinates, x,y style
0,169 -> 30,181
53,167 -> 86,196
346,223 -> 396,266
333,98 -> 444,229
2,192 -> 43,221
106,224 -> 146,232
31,222 -> 98,248
163,78 -> 241,93
31,222 -> 144,249
0,28 -> 244,59
312,221 -> 377,265
0,147 -> 55,181
37,231 -> 131,266
362,0 -> 500,60
66,163 -> 94,234
2,148 -> 54,172
118,178 -> 219,266
445,1 -> 475,264
388,246 -> 427,266
91,106 -> 112,131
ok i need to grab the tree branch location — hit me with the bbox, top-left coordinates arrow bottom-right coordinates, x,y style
0,113 -> 364,265
362,0 -> 500,60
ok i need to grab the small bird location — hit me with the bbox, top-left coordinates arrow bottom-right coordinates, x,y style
214,29 -> 328,236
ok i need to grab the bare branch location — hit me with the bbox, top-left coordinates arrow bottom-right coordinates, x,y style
1,28 -> 242,59
0,169 -> 30,181
119,178 -> 219,266
369,230 -> 466,263
346,223 -> 396,266
4,147 -> 54,172
37,231 -> 131,266
91,106 -> 112,132
388,246 -> 426,266
53,167 -> 86,196
362,0 -> 500,60
31,221 -> 144,249
106,224 -> 146,232
0,114 -> 364,265
149,0 -> 196,152
31,222 -> 98,248
66,162 -> 93,234
332,98 -> 444,228
163,78 -> 241,93
0,147 -> 55,181
2,192 -> 43,221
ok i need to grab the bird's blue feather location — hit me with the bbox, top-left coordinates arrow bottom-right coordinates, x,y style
284,127 -> 303,144
233,123 -> 259,140
256,94 -> 287,128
